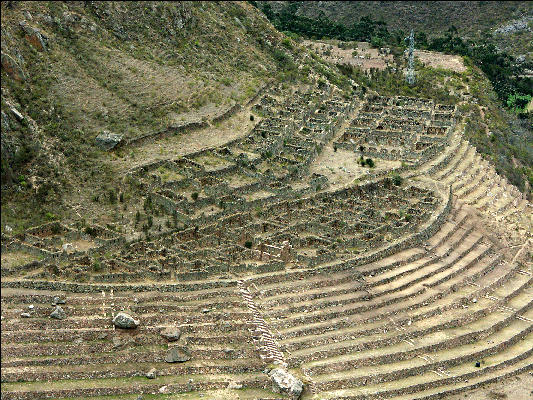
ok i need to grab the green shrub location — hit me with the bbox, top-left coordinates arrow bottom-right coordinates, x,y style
392,172 -> 403,186
84,226 -> 98,236
45,212 -> 58,221
244,240 -> 253,249
366,158 -> 375,168
50,223 -> 61,235
109,189 -> 117,204
93,261 -> 102,272
191,192 -> 199,201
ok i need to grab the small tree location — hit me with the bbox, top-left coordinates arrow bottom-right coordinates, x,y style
191,192 -> 199,201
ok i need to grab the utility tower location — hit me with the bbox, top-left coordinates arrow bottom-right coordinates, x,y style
405,29 -> 415,85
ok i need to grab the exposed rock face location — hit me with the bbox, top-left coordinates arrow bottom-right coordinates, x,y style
112,312 -> 139,329
19,21 -> 48,51
160,327 -> 181,342
50,306 -> 66,320
95,131 -> 123,150
1,52 -> 26,81
164,346 -> 191,363
269,368 -> 304,400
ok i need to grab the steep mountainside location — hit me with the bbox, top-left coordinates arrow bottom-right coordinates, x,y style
266,1 -> 532,39
1,1 -> 345,233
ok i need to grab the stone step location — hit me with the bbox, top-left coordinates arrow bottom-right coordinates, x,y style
316,334 -> 532,399
311,319 -> 533,391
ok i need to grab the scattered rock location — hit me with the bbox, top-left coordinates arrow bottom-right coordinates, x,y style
62,243 -> 74,252
95,131 -> 123,151
494,17 -> 532,35
53,296 -> 66,305
269,368 -> 304,400
145,368 -> 157,379
10,107 -> 24,122
160,327 -> 181,342
112,312 -> 139,329
28,304 -> 34,310
164,346 -> 191,363
158,385 -> 168,393
20,312 -> 31,318
50,306 -> 66,320
227,381 -> 243,390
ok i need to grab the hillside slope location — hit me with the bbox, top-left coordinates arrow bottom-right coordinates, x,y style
1,1 -> 344,233
266,1 -> 532,39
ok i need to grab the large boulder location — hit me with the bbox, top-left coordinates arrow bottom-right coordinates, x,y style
164,346 -> 191,363
50,306 -> 66,320
160,327 -> 181,342
112,312 -> 139,329
95,131 -> 123,151
269,368 -> 304,400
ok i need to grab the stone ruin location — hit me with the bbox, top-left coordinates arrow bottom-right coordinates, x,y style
1,78 -> 531,400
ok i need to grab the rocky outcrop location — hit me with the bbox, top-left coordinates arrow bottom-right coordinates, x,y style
19,21 -> 48,51
268,368 -> 304,400
95,131 -> 124,151
1,52 -> 26,81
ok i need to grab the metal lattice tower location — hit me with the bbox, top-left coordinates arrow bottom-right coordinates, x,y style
405,29 -> 416,85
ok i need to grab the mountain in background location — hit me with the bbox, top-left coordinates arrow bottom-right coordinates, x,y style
261,1 -> 533,59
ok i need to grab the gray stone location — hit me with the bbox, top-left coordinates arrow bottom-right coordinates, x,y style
269,368 -> 304,400
53,296 -> 66,305
95,131 -> 123,151
164,346 -> 191,363
160,327 -> 181,342
10,107 -> 24,122
112,312 -> 139,329
20,312 -> 31,318
50,306 -> 66,320
145,368 -> 157,379
227,380 -> 243,389
112,335 -> 134,349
